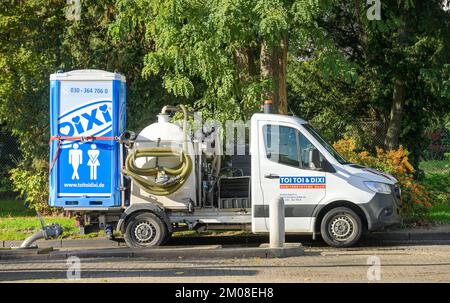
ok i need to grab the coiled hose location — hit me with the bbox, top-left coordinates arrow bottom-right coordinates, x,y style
122,147 -> 192,196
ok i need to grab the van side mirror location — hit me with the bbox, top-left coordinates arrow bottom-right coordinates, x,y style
308,149 -> 336,173
309,149 -> 321,170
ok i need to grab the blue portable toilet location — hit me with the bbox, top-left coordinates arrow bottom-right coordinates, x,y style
49,70 -> 126,208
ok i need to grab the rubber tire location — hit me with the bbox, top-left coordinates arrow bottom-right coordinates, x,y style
162,232 -> 173,245
124,212 -> 168,248
320,207 -> 362,248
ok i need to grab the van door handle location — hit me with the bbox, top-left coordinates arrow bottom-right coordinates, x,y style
264,173 -> 280,179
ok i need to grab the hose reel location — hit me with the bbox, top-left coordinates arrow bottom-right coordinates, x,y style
122,147 -> 192,196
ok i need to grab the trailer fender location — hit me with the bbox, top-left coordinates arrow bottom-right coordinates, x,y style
117,203 -> 172,234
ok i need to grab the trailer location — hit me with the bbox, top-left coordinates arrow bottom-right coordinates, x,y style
49,70 -> 401,248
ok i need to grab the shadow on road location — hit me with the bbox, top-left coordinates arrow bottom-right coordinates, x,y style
1,258 -> 449,282
0,267 -> 259,282
163,234 -> 450,248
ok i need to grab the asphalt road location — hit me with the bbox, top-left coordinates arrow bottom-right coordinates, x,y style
0,243 -> 449,283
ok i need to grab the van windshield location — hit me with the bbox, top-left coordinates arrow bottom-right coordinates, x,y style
302,124 -> 350,165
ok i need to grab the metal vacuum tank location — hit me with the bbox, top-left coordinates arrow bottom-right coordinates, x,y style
129,113 -> 197,210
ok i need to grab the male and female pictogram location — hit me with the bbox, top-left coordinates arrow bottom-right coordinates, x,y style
68,143 -> 100,180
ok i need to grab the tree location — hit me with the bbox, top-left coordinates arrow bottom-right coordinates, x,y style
0,0 -> 67,211
0,0 -> 66,159
114,0 -> 334,119
288,0 -> 450,165
0,0 -> 179,210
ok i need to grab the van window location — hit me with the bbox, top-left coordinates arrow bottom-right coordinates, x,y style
263,125 -> 300,167
302,124 -> 349,165
263,124 -> 325,170
299,131 -> 326,170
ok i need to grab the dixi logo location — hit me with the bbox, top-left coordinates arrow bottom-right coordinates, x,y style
58,101 -> 112,137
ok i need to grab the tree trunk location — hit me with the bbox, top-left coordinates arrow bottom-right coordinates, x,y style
384,79 -> 406,150
354,0 -> 368,57
260,39 -> 277,112
277,35 -> 288,115
260,35 -> 288,115
235,47 -> 255,82
235,47 -> 257,118
384,22 -> 409,150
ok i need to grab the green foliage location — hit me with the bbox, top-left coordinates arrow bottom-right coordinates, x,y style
0,1 -> 65,159
0,0 -> 181,210
419,157 -> 450,224
288,0 -> 450,167
136,0 -> 262,121
0,199 -> 35,217
9,159 -> 49,214
0,131 -> 20,195
114,0 -> 335,122
0,1 -> 68,211
62,0 -> 181,131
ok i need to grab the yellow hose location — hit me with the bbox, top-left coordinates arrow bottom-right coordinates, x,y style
123,147 -> 192,196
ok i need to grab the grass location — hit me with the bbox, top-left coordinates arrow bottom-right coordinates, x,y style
0,199 -> 98,240
419,156 -> 450,224
428,202 -> 450,223
0,199 -> 35,217
419,156 -> 450,175
0,199 -> 238,241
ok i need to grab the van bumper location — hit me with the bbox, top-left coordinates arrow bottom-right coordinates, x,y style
360,193 -> 402,231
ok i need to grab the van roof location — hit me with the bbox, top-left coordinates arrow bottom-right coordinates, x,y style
251,113 -> 307,125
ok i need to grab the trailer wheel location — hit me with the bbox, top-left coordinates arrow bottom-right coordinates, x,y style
320,207 -> 362,248
124,212 -> 168,248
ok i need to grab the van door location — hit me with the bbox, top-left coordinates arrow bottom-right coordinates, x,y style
256,121 -> 326,232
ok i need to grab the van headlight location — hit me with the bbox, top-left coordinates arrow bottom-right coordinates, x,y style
364,181 -> 392,194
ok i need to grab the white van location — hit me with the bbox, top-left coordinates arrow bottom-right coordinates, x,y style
249,113 -> 401,247
65,107 -> 402,248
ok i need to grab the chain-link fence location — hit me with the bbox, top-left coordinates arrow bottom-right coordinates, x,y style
0,131 -> 21,197
347,120 -> 387,150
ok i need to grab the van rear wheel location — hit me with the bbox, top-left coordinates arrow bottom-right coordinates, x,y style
124,212 -> 168,248
320,207 -> 362,248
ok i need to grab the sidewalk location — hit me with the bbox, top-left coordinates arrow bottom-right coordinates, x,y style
0,243 -> 304,261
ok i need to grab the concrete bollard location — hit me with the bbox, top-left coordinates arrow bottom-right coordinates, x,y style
270,196 -> 285,248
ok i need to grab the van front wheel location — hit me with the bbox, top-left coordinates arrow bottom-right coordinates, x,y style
320,207 -> 362,248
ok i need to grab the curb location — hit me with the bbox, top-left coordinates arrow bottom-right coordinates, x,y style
409,232 -> 450,241
0,247 -> 54,259
0,243 -> 304,261
2,239 -> 122,249
363,233 -> 409,241
364,231 -> 450,242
